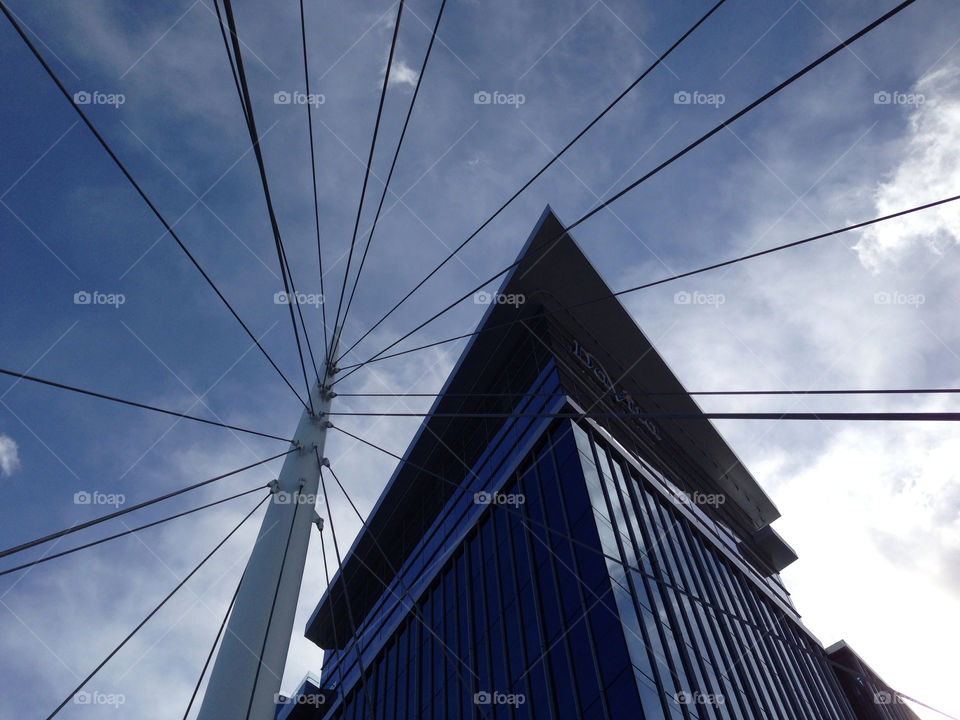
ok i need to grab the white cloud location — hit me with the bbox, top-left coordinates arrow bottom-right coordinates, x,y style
387,58 -> 418,88
855,65 -> 960,271
775,418 -> 960,718
0,435 -> 20,477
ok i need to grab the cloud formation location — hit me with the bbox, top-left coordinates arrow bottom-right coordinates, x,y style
0,435 -> 20,477
855,65 -> 960,271
388,58 -> 419,88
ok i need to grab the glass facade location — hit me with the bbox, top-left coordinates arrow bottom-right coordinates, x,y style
312,414 -> 865,719
301,209 -> 919,720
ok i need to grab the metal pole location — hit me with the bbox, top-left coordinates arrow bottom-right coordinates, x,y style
197,341 -> 338,720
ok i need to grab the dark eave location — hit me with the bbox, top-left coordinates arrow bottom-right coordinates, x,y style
306,206 -> 787,649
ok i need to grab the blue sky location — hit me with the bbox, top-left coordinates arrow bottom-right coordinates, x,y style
1,0 -> 959,717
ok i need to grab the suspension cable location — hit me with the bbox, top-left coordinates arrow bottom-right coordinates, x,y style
330,0 -> 407,350
211,0 -> 249,126
182,570 -> 245,720
328,410 -> 960,421
336,0 -> 921,382
333,387 -> 960,398
0,485 -> 267,577
317,521 -> 350,713
337,0 -> 730,363
297,0 -> 330,355
43,493 -> 269,719
319,467 -> 377,715
0,1 -> 309,409
0,450 -> 292,560
0,367 -> 294,442
337,0 -> 448,344
220,0 -> 320,409
334,191 -> 959,379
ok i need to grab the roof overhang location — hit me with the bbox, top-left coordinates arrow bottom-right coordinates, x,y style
306,206 -> 787,648
499,207 -> 782,533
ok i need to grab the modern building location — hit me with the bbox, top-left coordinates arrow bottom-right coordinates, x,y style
825,643 -> 921,720
293,207 -> 916,719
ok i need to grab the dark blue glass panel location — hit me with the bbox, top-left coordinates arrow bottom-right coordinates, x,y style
536,447 -> 582,630
483,516 -> 510,720
396,623 -> 409,719
420,595 -> 432,718
439,557 -> 457,720
500,550 -> 525,686
603,663 -> 641,720
382,639 -> 394,720
353,683 -> 364,720
470,527 -> 491,699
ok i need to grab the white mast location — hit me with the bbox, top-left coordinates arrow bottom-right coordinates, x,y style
197,341 -> 338,720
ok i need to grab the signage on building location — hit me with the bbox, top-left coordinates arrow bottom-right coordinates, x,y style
570,340 -> 661,440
